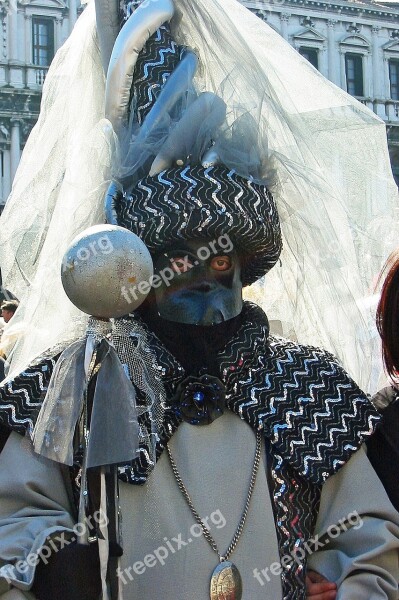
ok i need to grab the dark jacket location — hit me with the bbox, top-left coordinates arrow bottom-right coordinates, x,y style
367,385 -> 399,512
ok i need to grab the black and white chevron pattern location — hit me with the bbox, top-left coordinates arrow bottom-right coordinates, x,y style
0,303 -> 380,597
220,306 -> 379,484
131,24 -> 181,125
120,0 -> 141,24
115,164 -> 282,285
115,0 -> 282,285
0,353 -> 60,436
270,451 -> 321,599
119,2 -> 181,124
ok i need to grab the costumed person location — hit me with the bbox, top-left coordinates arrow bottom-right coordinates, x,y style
305,249 -> 399,600
366,250 -> 399,512
0,1 -> 399,600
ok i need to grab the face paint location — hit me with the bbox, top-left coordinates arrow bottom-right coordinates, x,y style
153,239 -> 243,325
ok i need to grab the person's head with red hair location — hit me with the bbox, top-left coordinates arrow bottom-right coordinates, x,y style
377,250 -> 399,382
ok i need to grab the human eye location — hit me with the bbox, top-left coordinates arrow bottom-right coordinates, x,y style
210,256 -> 232,271
170,256 -> 194,273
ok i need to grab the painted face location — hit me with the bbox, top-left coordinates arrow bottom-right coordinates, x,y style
153,239 -> 243,325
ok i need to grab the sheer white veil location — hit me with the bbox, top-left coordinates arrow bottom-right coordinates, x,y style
0,0 -> 398,392
0,2 -> 116,377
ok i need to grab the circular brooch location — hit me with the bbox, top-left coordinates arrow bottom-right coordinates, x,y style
172,374 -> 226,426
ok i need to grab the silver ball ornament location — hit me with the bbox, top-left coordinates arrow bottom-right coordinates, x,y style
61,225 -> 153,318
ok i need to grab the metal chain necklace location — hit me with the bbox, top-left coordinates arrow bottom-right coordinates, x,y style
166,429 -> 262,600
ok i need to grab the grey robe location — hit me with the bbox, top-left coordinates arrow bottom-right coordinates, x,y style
0,411 -> 399,599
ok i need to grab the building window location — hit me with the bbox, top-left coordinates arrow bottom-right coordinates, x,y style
389,60 -> 399,101
345,53 -> 364,96
299,47 -> 319,69
32,18 -> 54,67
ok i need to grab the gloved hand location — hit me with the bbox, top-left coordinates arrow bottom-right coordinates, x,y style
32,541 -> 101,600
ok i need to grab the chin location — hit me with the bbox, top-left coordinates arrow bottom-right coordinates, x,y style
197,311 -> 225,326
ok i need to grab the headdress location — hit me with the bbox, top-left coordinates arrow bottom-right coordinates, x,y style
101,0 -> 282,284
114,166 -> 281,286
0,0 -> 398,392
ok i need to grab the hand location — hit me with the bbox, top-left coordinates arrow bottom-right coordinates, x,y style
306,569 -> 337,600
32,541 -> 101,600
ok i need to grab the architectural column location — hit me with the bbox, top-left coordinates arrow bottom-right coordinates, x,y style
280,13 -> 290,41
69,0 -> 77,33
25,13 -> 32,65
10,119 -> 21,182
383,55 -> 390,104
3,148 -> 11,199
0,18 -> 7,85
340,50 -> 347,90
0,150 -> 4,204
371,26 -> 381,99
319,47 -> 329,79
8,6 -> 18,61
2,15 -> 7,61
55,16 -> 63,49
364,51 -> 372,99
327,20 -> 338,85
9,8 -> 24,87
17,9 -> 25,62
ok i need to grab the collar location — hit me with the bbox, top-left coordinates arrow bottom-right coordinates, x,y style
117,302 -> 380,486
0,302 -> 379,486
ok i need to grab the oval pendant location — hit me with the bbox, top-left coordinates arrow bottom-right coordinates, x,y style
210,560 -> 243,600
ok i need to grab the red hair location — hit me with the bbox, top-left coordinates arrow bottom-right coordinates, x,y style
377,250 -> 399,380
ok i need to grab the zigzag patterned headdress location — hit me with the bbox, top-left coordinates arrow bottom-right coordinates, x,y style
103,0 -> 282,285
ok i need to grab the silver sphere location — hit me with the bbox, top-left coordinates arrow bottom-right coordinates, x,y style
61,224 -> 153,318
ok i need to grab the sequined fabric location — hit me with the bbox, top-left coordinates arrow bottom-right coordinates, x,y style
0,302 -> 380,598
130,24 -> 182,125
112,316 -> 177,481
0,343 -> 65,437
114,165 -> 282,286
113,0 -> 283,285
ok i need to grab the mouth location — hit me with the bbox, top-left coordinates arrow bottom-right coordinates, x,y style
186,282 -> 215,293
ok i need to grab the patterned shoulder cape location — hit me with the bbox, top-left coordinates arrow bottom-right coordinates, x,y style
0,302 -> 379,482
0,303 -> 380,599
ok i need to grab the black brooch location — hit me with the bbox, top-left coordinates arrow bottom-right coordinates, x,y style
171,374 -> 226,426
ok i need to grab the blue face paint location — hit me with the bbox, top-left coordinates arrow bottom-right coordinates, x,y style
153,238 -> 243,325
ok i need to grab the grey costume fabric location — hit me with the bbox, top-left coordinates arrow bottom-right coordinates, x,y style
1,422 -> 399,599
0,433 -> 75,594
0,591 -> 34,599
118,412 -> 283,599
0,302 -> 394,598
308,445 -> 399,599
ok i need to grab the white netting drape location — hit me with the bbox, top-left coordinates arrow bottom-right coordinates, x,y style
0,0 -> 397,392
0,2 -> 116,378
169,0 -> 399,392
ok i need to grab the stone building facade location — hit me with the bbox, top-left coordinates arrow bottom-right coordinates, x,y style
0,0 -> 77,206
0,0 -> 398,208
245,0 -> 399,184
